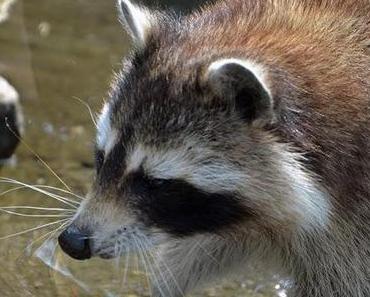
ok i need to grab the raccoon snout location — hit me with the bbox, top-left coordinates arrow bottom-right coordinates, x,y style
58,225 -> 91,260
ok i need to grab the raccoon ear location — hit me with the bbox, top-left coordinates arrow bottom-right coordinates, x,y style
118,0 -> 155,45
207,59 -> 273,125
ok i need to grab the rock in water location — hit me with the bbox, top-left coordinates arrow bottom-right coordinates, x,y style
0,76 -> 23,161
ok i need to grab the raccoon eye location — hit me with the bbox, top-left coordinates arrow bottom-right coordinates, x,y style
147,178 -> 169,190
95,149 -> 105,173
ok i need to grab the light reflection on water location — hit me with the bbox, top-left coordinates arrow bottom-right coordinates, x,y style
35,240 -> 92,294
0,0 -> 290,296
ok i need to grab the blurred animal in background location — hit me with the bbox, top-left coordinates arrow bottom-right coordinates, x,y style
0,76 -> 23,164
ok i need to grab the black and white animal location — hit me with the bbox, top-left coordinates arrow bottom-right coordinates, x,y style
0,76 -> 22,163
58,0 -> 370,296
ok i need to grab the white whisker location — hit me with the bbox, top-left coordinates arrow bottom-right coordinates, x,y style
114,240 -> 122,269
132,236 -> 156,297
26,219 -> 71,252
4,118 -> 73,192
0,218 -> 70,240
140,234 -> 185,297
0,184 -> 84,201
195,239 -> 221,267
138,239 -> 170,295
0,185 -> 27,197
0,206 -> 75,212
132,236 -> 159,296
0,208 -> 72,218
134,252 -> 140,274
0,183 -> 75,203
38,186 -> 84,201
80,235 -> 98,240
121,246 -> 130,291
72,96 -> 98,127
0,178 -> 79,208
133,237 -> 171,296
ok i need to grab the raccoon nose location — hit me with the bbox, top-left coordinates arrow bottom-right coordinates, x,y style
58,226 -> 91,260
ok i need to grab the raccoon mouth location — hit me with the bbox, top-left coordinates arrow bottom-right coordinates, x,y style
92,242 -> 129,260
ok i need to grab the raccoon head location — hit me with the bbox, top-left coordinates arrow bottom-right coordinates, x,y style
58,0 -> 330,292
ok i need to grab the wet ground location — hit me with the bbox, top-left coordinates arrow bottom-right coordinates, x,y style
0,0 -> 287,296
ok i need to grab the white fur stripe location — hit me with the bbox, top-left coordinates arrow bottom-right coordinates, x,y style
277,151 -> 331,230
96,103 -> 117,154
126,145 -> 247,193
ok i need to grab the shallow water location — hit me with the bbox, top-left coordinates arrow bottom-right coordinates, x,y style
0,0 -> 286,296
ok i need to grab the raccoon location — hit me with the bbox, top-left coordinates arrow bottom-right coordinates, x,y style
0,76 -> 22,163
58,0 -> 370,296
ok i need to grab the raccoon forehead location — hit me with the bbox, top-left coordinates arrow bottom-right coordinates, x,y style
96,103 -> 118,154
126,144 -> 247,193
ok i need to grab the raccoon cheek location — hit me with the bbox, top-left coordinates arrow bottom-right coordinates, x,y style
207,59 -> 274,125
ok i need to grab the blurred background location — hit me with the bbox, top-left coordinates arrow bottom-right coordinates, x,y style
0,0 -> 287,296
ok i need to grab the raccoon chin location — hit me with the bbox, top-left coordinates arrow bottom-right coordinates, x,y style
91,226 -> 167,261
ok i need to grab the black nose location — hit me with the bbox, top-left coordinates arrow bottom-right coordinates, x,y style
58,226 -> 91,260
